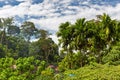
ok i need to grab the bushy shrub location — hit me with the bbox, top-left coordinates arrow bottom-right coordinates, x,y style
0,57 -> 46,80
61,64 -> 120,80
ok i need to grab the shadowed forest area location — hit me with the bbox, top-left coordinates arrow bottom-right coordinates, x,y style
0,13 -> 120,80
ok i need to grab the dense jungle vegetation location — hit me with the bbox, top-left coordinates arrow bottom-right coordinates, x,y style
0,13 -> 120,80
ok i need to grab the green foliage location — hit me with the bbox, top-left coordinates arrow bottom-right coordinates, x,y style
21,21 -> 38,42
0,57 -> 47,80
29,37 -> 59,63
1,13 -> 120,79
35,67 -> 55,80
61,64 -> 120,80
0,17 -> 59,62
102,42 -> 120,65
58,52 -> 87,71
35,64 -> 120,80
57,13 -> 120,67
0,44 -> 6,58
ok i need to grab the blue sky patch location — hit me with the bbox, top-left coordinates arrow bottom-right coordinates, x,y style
32,0 -> 44,4
0,0 -> 21,7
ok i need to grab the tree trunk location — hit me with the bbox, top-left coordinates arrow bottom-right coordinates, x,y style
0,29 -> 6,44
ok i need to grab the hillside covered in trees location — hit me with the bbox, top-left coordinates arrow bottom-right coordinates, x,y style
0,13 -> 120,80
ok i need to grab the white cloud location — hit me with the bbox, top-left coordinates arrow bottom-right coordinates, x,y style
49,34 -> 58,44
0,1 -> 31,18
0,0 -> 120,43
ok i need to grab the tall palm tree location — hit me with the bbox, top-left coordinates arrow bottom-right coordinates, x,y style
99,13 -> 115,43
57,22 -> 72,51
73,18 -> 87,51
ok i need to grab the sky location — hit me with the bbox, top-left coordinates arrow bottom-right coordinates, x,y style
0,0 -> 120,44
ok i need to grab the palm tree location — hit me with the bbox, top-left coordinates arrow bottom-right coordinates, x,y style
57,22 -> 73,51
99,13 -> 115,43
73,18 -> 87,51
